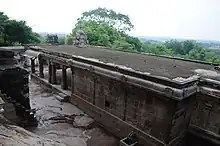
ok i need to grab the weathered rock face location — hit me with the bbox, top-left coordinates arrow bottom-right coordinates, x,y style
0,48 -> 17,65
0,124 -> 65,146
73,29 -> 88,47
0,48 -> 37,127
0,68 -> 30,108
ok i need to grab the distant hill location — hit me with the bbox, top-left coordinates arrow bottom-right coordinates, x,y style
138,36 -> 175,42
138,36 -> 220,49
138,36 -> 220,43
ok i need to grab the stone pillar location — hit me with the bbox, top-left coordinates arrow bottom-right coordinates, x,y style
48,61 -> 52,83
51,63 -> 57,84
71,67 -> 74,93
38,58 -> 44,78
61,66 -> 68,90
30,58 -> 35,73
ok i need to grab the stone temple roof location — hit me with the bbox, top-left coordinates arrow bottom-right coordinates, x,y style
37,45 -> 216,79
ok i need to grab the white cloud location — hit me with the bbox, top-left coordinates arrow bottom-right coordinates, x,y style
0,0 -> 220,40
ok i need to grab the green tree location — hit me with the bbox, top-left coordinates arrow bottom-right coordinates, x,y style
208,57 -> 220,64
4,20 -> 41,45
77,7 -> 134,32
46,34 -> 58,44
182,40 -> 196,54
165,40 -> 183,55
0,12 -> 9,45
70,8 -> 142,50
58,36 -> 65,45
0,12 -> 40,45
66,34 -> 73,45
112,39 -> 134,51
74,21 -> 120,47
188,45 -> 206,61
143,42 -> 173,56
0,12 -> 9,31
122,35 -> 142,51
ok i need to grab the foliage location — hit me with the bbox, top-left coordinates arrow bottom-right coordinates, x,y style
0,12 -> 40,46
187,44 -> 206,61
46,34 -> 58,44
122,35 -> 142,51
164,39 -> 196,55
164,39 -> 182,54
38,35 -> 47,44
73,20 -> 118,46
58,36 -> 65,45
66,34 -> 73,45
112,39 -> 134,51
182,40 -> 196,55
70,8 -> 141,51
143,42 -> 173,56
142,40 -> 220,64
77,7 -> 134,32
0,12 -> 9,39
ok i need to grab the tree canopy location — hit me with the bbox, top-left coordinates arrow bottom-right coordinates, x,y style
46,34 -> 58,45
0,12 -> 40,46
69,8 -> 142,51
143,40 -> 220,64
77,7 -> 134,32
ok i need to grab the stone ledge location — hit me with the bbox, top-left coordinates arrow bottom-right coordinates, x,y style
30,74 -> 70,102
199,86 -> 220,98
189,125 -> 220,145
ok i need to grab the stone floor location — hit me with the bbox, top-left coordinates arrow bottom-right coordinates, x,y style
27,80 -> 118,146
0,78 -> 118,146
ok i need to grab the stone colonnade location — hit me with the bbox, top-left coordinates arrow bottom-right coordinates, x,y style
31,56 -> 69,91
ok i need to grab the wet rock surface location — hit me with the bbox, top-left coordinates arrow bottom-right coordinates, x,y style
28,80 -> 118,146
0,124 -> 65,146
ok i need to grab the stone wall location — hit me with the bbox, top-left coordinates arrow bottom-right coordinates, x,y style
191,93 -> 220,134
70,65 -> 197,146
190,91 -> 220,145
0,68 -> 30,109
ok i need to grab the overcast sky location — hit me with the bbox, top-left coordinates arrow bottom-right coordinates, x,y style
0,0 -> 220,40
